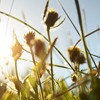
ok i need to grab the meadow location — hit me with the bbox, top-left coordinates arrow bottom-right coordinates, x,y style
0,0 -> 100,100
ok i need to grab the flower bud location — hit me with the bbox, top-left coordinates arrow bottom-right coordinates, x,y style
44,8 -> 59,28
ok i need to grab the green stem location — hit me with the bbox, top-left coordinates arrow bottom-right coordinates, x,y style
15,60 -> 20,82
37,73 -> 44,100
75,0 -> 92,71
47,27 -> 54,94
50,63 -> 70,69
30,46 -> 36,65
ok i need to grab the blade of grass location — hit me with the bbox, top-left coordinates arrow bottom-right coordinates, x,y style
74,28 -> 100,47
50,64 -> 70,69
75,0 -> 92,71
57,0 -> 80,37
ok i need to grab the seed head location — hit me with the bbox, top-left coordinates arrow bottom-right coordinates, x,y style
24,31 -> 35,47
44,8 -> 59,28
76,52 -> 86,64
68,46 -> 86,64
34,38 -> 46,60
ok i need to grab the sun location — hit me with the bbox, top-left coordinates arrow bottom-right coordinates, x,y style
0,28 -> 12,58
0,22 -> 13,59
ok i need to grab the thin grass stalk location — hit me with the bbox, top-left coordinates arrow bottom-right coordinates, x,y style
47,27 -> 54,94
86,48 -> 97,69
74,28 -> 100,47
22,47 -> 31,54
0,11 -> 74,71
50,64 -> 70,69
89,53 -> 100,58
37,73 -> 44,100
75,0 -> 92,71
30,47 -> 36,65
57,0 -> 80,37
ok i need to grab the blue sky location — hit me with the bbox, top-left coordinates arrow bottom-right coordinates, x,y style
0,0 -> 100,83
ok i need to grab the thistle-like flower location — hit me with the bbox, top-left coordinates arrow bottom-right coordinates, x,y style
34,38 -> 46,60
11,38 -> 22,60
24,31 -> 35,47
44,8 -> 59,28
68,46 -> 86,64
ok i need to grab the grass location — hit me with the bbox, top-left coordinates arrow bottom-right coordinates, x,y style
0,0 -> 100,100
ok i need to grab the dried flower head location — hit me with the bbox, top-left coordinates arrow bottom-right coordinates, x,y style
68,46 -> 86,64
11,39 -> 22,60
44,8 -> 59,28
34,38 -> 46,59
24,31 -> 35,47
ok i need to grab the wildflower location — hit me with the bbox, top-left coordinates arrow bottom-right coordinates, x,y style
24,31 -> 35,47
11,39 -> 22,60
68,46 -> 86,64
34,38 -> 46,60
44,8 -> 59,28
